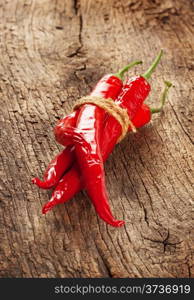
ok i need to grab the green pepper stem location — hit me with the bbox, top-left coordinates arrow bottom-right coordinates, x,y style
142,50 -> 163,80
114,60 -> 142,80
150,81 -> 173,114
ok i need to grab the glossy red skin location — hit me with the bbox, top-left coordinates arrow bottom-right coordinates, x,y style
32,146 -> 75,189
131,103 -> 151,129
117,76 -> 150,119
42,104 -> 152,215
42,164 -> 82,215
54,111 -> 78,147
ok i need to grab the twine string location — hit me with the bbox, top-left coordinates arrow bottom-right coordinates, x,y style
73,96 -> 136,143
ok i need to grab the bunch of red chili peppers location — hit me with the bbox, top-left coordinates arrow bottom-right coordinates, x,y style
32,50 -> 172,227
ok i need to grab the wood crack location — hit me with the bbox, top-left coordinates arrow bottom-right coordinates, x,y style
143,229 -> 183,253
67,1 -> 83,57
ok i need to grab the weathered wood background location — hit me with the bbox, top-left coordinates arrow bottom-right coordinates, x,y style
0,0 -> 193,278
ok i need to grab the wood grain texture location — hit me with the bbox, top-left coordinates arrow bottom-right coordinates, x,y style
0,0 -> 193,278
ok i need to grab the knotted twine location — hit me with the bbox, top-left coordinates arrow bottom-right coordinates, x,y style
73,96 -> 136,143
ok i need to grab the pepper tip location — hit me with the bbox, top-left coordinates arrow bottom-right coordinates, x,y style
111,220 -> 125,227
42,202 -> 54,214
42,206 -> 48,214
31,177 -> 37,184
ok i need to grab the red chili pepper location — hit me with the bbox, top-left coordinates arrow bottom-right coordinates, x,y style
132,81 -> 172,127
32,146 -> 75,189
42,80 -> 172,216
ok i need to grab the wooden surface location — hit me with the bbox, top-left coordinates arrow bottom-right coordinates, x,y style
0,0 -> 193,278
